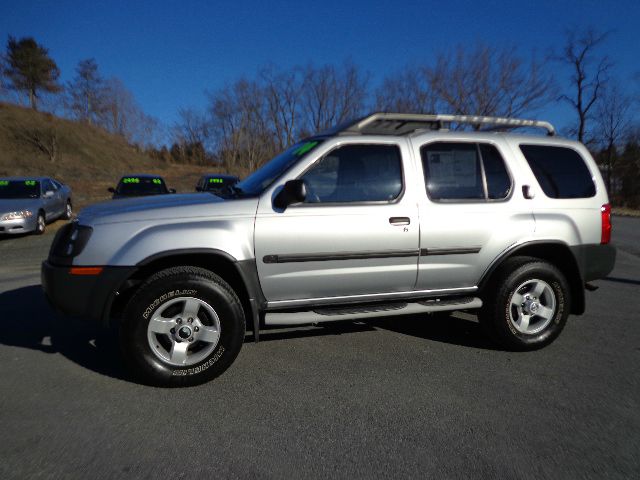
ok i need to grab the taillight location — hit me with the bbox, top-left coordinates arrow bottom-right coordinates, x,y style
601,204 -> 612,244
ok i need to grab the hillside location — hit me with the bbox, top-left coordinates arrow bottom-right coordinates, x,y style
0,103 -> 215,209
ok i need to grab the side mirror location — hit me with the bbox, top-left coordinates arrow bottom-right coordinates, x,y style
108,187 -> 115,193
274,179 -> 306,210
44,190 -> 54,198
169,188 -> 177,194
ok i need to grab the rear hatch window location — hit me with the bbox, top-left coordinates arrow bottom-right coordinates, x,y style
519,145 -> 596,198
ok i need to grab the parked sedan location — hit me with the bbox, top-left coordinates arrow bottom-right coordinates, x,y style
0,177 -> 73,235
108,174 -> 176,199
195,174 -> 239,194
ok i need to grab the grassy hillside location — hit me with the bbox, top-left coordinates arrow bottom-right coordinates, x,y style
0,102 -> 216,209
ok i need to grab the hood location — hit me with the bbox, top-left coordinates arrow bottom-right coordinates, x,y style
78,192 -> 259,225
0,198 -> 42,215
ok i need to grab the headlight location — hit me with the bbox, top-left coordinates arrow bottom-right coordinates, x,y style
1,210 -> 33,221
49,223 -> 93,260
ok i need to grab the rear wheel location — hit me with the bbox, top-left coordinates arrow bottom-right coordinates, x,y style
121,266 -> 246,387
479,257 -> 570,350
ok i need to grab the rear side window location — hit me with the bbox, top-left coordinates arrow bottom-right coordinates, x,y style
420,142 -> 512,201
519,145 -> 596,198
302,144 -> 403,203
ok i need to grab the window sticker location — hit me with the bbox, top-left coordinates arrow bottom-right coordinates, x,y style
427,151 -> 477,188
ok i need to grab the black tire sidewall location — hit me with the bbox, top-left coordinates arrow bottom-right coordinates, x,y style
490,262 -> 570,350
121,271 -> 245,386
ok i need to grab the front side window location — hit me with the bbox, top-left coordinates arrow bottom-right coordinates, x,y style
519,145 -> 596,198
420,142 -> 511,201
301,144 -> 403,203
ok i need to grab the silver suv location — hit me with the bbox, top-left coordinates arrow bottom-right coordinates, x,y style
42,113 -> 616,387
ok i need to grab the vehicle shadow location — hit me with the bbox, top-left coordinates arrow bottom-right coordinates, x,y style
604,276 -> 640,286
0,285 -> 126,380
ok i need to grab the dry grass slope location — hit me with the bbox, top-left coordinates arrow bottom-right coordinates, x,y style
0,103 -> 216,208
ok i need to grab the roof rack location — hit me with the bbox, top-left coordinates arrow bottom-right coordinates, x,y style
331,113 -> 556,137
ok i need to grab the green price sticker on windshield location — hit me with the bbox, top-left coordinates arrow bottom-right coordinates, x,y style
152,179 -> 162,185
25,180 -> 37,186
294,141 -> 318,156
123,177 -> 140,184
209,178 -> 223,184
0,180 -> 8,186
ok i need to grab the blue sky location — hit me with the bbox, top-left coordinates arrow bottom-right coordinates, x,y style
1,0 -> 639,137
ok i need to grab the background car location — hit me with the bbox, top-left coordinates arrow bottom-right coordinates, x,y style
108,174 -> 176,199
0,176 -> 73,235
195,174 -> 239,194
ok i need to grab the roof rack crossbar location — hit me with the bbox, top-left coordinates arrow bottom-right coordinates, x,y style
339,113 -> 556,136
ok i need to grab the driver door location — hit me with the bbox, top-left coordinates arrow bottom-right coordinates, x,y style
254,140 -> 420,304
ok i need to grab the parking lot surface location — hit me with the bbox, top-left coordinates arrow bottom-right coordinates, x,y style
0,217 -> 639,479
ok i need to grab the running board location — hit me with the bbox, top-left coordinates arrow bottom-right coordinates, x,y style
264,297 -> 483,326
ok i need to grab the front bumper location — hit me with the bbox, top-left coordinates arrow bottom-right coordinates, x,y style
0,216 -> 37,234
41,261 -> 136,325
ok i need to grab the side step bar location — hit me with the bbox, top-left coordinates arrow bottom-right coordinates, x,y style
264,297 -> 483,326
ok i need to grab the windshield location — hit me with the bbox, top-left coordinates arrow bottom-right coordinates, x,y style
233,140 -> 324,196
203,177 -> 237,192
116,177 -> 168,196
0,180 -> 41,199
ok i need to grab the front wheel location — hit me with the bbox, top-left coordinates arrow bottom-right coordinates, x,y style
479,257 -> 571,350
63,201 -> 73,220
34,212 -> 46,235
121,266 -> 246,387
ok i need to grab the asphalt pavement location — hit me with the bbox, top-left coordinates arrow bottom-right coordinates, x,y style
0,217 -> 638,479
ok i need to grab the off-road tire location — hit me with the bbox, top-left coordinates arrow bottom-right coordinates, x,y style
120,266 -> 245,387
479,256 -> 571,351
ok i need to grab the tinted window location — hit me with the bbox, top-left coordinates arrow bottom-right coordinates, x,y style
480,144 -> 511,199
42,179 -> 54,193
0,180 -> 40,199
421,143 -> 484,200
116,177 -> 168,196
302,144 -> 403,203
520,145 -> 596,198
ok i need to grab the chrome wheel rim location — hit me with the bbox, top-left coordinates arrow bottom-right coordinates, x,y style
508,279 -> 556,335
146,296 -> 221,367
65,203 -> 72,217
37,216 -> 45,232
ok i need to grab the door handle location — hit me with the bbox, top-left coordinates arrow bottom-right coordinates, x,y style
389,217 -> 410,225
522,185 -> 536,199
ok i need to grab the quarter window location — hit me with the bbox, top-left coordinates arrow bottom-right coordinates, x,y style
302,144 -> 403,203
519,145 -> 596,198
420,142 -> 511,201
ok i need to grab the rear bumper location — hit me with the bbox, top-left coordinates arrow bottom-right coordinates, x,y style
571,244 -> 617,282
41,261 -> 136,324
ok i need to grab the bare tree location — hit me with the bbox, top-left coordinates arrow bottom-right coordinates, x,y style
375,66 -> 438,113
260,66 -> 303,150
558,28 -> 611,143
300,61 -> 368,134
209,78 -> 273,172
14,124 -> 59,162
65,58 -> 106,124
425,44 -> 554,125
596,83 -> 633,194
98,77 -> 159,147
